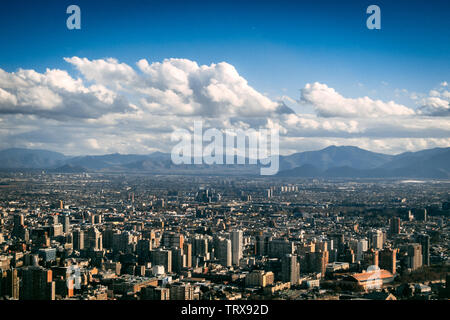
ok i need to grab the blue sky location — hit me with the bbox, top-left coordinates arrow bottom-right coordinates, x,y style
0,0 -> 449,155
1,0 -> 449,103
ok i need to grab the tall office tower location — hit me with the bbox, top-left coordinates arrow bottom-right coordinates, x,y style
268,239 -> 294,259
12,213 -> 25,238
102,228 -> 115,249
59,214 -> 70,234
214,237 -> 232,267
59,200 -> 64,210
256,234 -> 271,256
407,243 -> 422,270
142,229 -> 158,247
170,283 -> 194,300
363,249 -> 379,268
137,239 -> 152,263
389,217 -> 401,236
330,233 -> 345,254
87,227 -> 103,251
20,267 -> 55,300
50,223 -> 63,237
151,249 -> 172,273
379,248 -> 398,274
183,243 -> 192,268
281,254 -> 300,285
161,231 -> 184,249
193,236 -> 209,257
304,250 -> 329,276
72,229 -> 84,251
171,248 -> 186,273
417,234 -> 430,266
113,231 -> 133,253
356,239 -> 368,261
231,230 -> 243,265
0,268 -> 20,299
370,230 -> 384,250
414,209 -> 427,222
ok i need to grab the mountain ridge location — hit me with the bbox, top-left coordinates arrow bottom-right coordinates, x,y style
0,146 -> 449,178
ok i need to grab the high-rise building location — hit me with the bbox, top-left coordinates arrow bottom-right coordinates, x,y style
281,254 -> 300,285
60,214 -> 71,234
389,217 -> 401,236
370,230 -> 384,250
12,213 -> 26,239
151,249 -> 172,273
183,243 -> 192,268
171,248 -> 186,273
255,234 -> 271,256
0,268 -> 20,299
356,239 -> 368,261
137,239 -> 152,263
86,227 -> 103,251
231,230 -> 243,265
161,231 -> 184,249
268,239 -> 294,259
417,234 -> 430,266
363,249 -> 379,268
407,243 -> 422,270
20,266 -> 55,300
72,229 -> 84,251
214,237 -> 232,267
379,248 -> 398,274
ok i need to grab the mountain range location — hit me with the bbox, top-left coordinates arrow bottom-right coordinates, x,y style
0,146 -> 449,178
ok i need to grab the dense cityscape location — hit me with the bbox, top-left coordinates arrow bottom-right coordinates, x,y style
0,172 -> 449,300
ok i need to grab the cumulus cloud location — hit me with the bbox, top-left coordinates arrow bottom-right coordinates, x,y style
300,82 -> 415,118
0,67 -> 132,119
0,57 -> 449,155
417,88 -> 450,116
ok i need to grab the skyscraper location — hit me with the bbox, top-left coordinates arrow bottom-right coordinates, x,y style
407,243 -> 422,270
151,249 -> 172,273
370,230 -> 384,250
356,239 -> 368,261
231,230 -> 243,265
417,234 -> 430,266
281,254 -> 300,285
379,247 -> 398,274
72,229 -> 84,251
214,237 -> 232,267
389,217 -> 401,236
87,227 -> 103,251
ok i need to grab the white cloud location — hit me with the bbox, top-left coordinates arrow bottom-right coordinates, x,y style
301,82 -> 415,118
0,57 -> 449,155
418,96 -> 450,116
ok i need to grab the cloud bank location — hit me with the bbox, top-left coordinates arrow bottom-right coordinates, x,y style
0,57 -> 448,155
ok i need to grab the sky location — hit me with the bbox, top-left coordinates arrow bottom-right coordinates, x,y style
0,0 -> 449,156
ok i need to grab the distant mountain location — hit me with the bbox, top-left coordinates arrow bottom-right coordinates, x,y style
0,146 -> 449,178
65,153 -> 152,170
276,164 -> 322,177
279,145 -> 393,171
277,146 -> 450,179
0,148 -> 67,169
